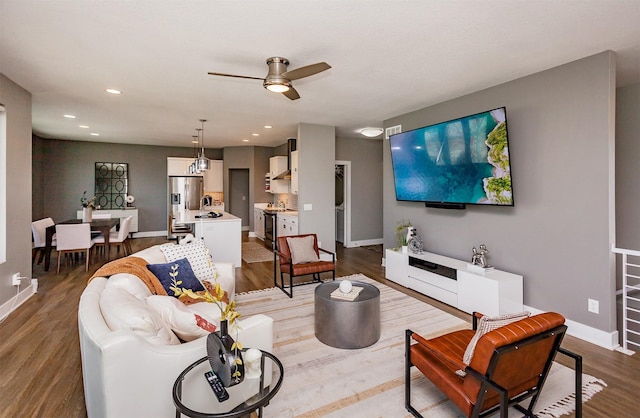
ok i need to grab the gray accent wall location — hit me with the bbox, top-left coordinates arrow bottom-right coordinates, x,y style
32,138 -> 222,232
383,51 -> 617,333
615,83 -> 640,289
336,136 -> 383,243
0,74 -> 32,308
298,123 -> 336,252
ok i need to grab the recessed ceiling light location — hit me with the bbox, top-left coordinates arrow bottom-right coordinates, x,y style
358,127 -> 384,138
264,125 -> 272,129
64,114 -> 76,119
105,88 -> 122,95
243,139 -> 250,142
79,125 -> 90,129
90,133 -> 100,136
252,133 -> 259,136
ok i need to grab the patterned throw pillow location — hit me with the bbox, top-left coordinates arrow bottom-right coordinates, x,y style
160,239 -> 216,281
462,311 -> 531,365
287,236 -> 320,264
146,258 -> 205,297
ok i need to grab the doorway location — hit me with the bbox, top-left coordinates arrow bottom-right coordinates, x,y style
335,161 -> 351,247
229,168 -> 250,230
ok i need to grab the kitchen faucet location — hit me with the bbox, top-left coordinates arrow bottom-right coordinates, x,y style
278,200 -> 285,209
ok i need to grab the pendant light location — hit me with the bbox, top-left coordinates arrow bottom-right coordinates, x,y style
196,118 -> 210,170
191,134 -> 201,174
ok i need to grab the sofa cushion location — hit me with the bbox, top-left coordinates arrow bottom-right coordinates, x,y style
105,273 -> 153,301
160,239 -> 217,281
99,287 -> 180,345
287,235 -> 320,264
146,295 -> 217,341
146,257 -> 205,297
462,311 -> 531,365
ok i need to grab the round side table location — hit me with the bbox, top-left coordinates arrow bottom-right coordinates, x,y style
314,280 -> 381,349
173,350 -> 283,418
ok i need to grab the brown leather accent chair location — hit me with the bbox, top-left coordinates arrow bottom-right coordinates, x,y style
405,312 -> 583,418
275,233 -> 335,297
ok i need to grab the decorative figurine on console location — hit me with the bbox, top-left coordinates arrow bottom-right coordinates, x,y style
407,227 -> 424,254
471,244 -> 491,269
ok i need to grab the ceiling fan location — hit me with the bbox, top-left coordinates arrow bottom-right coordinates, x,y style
208,57 -> 331,100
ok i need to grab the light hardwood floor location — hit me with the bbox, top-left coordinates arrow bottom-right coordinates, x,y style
1,235 -> 638,417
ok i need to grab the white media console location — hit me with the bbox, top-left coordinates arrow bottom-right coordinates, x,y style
385,249 -> 523,316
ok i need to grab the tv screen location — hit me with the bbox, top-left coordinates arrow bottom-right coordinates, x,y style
389,107 -> 513,207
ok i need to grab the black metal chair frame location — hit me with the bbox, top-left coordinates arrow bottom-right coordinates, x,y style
273,242 -> 335,298
405,323 -> 583,418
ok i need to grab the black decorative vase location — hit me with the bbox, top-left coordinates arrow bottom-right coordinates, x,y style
206,320 -> 244,387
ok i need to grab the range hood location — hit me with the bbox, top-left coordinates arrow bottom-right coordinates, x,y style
273,138 -> 296,180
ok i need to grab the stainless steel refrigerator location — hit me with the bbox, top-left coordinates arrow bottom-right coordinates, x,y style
168,175 -> 203,239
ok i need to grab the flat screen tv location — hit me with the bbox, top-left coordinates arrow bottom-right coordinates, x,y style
389,106 -> 513,208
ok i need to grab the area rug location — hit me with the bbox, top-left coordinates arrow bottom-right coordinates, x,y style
235,274 -> 607,418
241,242 -> 273,263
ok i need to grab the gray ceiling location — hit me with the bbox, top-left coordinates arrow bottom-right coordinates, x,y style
1,0 -> 638,148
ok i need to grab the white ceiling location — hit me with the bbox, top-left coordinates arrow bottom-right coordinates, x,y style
1,1 -> 638,148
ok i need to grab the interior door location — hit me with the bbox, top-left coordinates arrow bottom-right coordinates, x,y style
229,169 -> 250,228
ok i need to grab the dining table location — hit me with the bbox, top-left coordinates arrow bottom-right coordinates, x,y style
44,218 -> 120,271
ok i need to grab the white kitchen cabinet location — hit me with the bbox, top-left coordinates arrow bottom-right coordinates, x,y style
269,156 -> 289,194
279,214 -> 298,237
167,157 -> 197,176
203,160 -> 223,192
269,156 -> 288,177
254,208 -> 265,240
290,150 -> 299,194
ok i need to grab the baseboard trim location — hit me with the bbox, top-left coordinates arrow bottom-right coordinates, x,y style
346,238 -> 383,248
525,305 -> 619,351
248,232 -> 256,238
0,283 -> 36,322
132,230 -> 167,238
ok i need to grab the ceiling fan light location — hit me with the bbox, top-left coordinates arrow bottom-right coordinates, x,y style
359,127 -> 384,138
265,83 -> 290,93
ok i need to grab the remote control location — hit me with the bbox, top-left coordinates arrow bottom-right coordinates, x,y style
204,370 -> 229,402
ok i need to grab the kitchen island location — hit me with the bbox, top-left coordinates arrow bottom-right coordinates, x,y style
173,210 -> 242,267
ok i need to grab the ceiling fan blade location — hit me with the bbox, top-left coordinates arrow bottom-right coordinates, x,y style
282,62 -> 331,80
283,86 -> 300,100
207,72 -> 265,81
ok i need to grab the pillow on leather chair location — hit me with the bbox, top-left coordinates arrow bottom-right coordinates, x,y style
287,236 -> 320,264
462,311 -> 531,365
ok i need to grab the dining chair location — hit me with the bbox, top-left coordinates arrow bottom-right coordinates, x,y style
90,213 -> 115,237
55,223 -> 97,273
94,216 -> 133,260
32,218 -> 56,265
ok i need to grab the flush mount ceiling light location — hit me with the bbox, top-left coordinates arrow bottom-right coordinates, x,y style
79,125 -> 89,128
264,125 -> 272,129
90,133 -> 100,136
64,114 -> 76,118
264,79 -> 291,93
359,127 -> 384,138
105,88 -> 122,94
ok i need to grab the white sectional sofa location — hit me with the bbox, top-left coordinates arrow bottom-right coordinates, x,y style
78,243 -> 273,418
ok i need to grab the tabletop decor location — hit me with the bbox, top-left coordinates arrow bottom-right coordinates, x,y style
175,274 -> 244,387
81,191 -> 97,222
